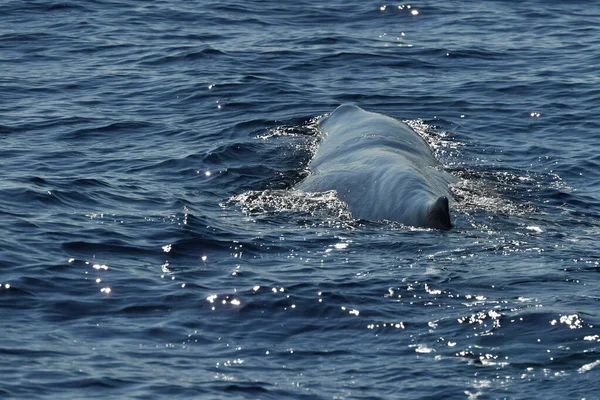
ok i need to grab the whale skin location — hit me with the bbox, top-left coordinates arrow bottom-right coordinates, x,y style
295,104 -> 456,229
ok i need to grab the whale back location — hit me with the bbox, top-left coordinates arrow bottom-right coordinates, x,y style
314,104 -> 437,171
296,104 -> 456,229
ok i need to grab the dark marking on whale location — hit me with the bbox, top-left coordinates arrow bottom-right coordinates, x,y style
295,104 -> 456,229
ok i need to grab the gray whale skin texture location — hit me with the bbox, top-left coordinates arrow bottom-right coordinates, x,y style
295,104 -> 456,229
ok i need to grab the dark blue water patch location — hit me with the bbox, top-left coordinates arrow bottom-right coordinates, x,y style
0,0 -> 95,14
0,116 -> 96,135
2,0 -> 600,398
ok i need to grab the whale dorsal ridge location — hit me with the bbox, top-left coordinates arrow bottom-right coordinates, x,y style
428,196 -> 452,230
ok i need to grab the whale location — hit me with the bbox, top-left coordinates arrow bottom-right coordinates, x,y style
295,104 -> 456,229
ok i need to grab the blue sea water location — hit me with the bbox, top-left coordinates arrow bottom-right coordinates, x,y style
1,0 -> 600,398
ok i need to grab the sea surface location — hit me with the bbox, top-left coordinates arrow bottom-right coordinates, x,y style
1,1 -> 600,399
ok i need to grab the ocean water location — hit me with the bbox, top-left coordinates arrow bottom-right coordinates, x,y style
1,0 -> 600,398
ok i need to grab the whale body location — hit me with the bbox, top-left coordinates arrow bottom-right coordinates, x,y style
295,104 -> 456,229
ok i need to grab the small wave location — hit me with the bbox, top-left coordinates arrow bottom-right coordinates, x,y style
228,189 -> 352,221
138,47 -> 226,66
450,170 -> 536,216
404,118 -> 462,161
255,115 -> 322,140
61,240 -> 155,257
61,120 -> 155,140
